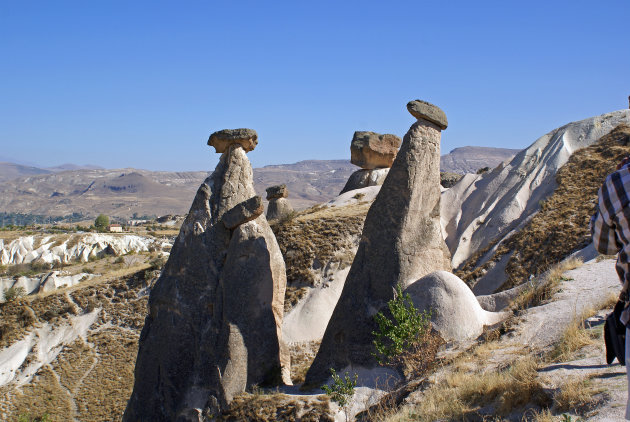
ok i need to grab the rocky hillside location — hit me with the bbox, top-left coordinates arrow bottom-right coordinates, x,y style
0,147 -> 517,220
442,109 -> 630,294
457,123 -> 630,292
3,111 -> 629,421
440,146 -> 519,174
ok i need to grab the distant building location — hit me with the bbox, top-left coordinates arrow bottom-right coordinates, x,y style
108,224 -> 123,233
128,219 -> 148,226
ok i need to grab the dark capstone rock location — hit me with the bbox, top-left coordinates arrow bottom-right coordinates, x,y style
222,196 -> 264,229
304,103 -> 452,386
266,184 -> 288,200
208,128 -> 258,153
406,100 -> 448,130
350,131 -> 402,169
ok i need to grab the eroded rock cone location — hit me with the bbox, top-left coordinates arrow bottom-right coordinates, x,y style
124,131 -> 290,421
304,101 -> 452,386
266,184 -> 294,221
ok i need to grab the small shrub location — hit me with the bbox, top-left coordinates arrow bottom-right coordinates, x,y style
4,286 -> 26,302
17,306 -> 37,326
322,368 -> 357,421
148,255 -> 167,271
353,192 -> 365,201
372,284 -> 432,365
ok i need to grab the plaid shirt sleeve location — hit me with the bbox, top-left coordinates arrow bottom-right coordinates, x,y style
591,172 -> 626,255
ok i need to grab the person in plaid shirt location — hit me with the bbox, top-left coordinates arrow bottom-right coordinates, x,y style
591,156 -> 630,419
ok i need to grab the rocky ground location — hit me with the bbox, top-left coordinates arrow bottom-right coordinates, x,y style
376,254 -> 627,422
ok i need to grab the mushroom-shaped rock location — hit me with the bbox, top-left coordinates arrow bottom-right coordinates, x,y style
407,100 -> 448,130
266,185 -> 293,221
266,184 -> 288,200
208,128 -> 258,153
404,271 -> 508,341
124,143 -> 290,421
304,100 -> 452,386
350,131 -> 402,169
222,196 -> 264,229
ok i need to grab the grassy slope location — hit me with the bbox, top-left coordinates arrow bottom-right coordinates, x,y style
458,124 -> 630,290
0,202 -> 367,421
0,266 -> 152,422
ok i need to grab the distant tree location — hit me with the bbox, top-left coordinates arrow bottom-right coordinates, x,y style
94,214 -> 109,231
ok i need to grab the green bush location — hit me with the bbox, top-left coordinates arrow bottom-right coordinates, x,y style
3,286 -> 26,302
372,284 -> 432,365
322,368 -> 357,420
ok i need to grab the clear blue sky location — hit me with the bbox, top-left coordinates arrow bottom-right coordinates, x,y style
1,0 -> 628,171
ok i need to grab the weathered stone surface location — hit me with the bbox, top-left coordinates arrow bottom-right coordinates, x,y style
208,128 -> 258,153
404,271 -> 507,341
222,196 -> 264,229
339,168 -> 389,194
124,144 -> 289,421
440,171 -> 463,189
266,197 -> 294,221
304,104 -> 452,386
350,131 -> 402,169
266,184 -> 288,200
407,100 -> 448,130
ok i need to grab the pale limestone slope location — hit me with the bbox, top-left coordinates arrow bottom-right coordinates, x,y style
441,110 -> 630,275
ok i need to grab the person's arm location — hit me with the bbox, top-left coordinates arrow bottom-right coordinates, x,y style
591,179 -> 623,255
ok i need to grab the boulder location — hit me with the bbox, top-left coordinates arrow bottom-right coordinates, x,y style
208,128 -> 258,153
407,99 -> 448,130
266,184 -> 288,200
339,168 -> 389,194
350,131 -> 402,169
440,172 -> 463,189
404,271 -> 508,341
124,141 -> 289,421
304,100 -> 452,386
267,198 -> 294,221
222,196 -> 264,229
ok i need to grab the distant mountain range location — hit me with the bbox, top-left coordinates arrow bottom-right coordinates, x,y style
0,147 -> 519,218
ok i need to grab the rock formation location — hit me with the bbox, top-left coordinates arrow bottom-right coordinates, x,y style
404,271 -> 507,341
304,100 -> 452,385
266,184 -> 294,221
124,129 -> 290,421
208,128 -> 258,153
340,131 -> 402,194
440,109 -> 630,294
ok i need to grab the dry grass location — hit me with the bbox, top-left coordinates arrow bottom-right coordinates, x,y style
528,408 -> 555,422
553,376 -> 602,414
0,268 -> 151,422
271,203 -> 367,289
511,258 -> 583,311
220,392 -> 333,421
401,357 -> 551,421
458,124 -> 630,291
547,308 -> 599,363
284,286 -> 308,313
289,341 -> 321,384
